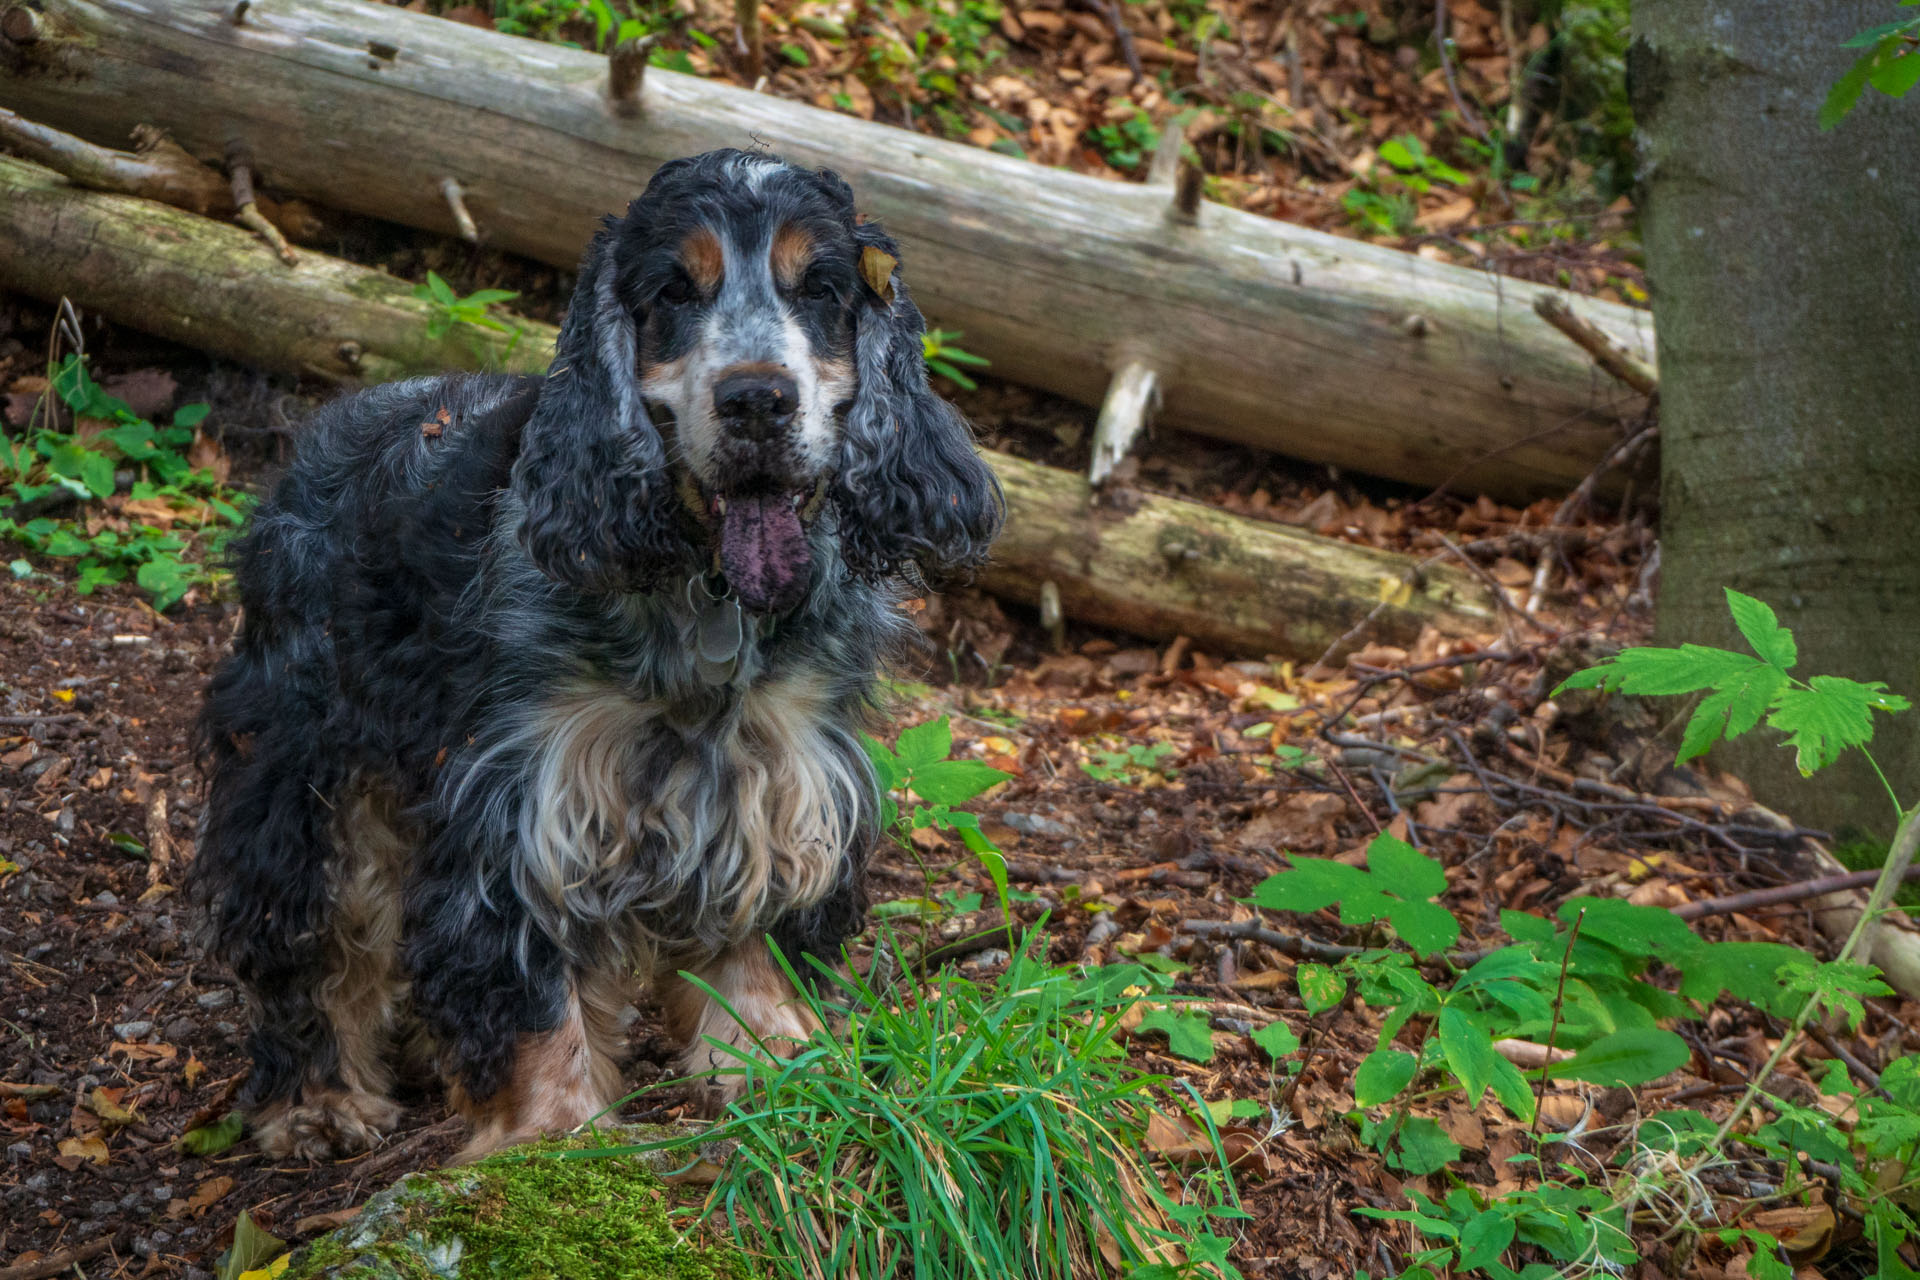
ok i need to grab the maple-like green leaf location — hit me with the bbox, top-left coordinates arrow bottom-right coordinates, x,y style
1554,644 -> 1764,698
1678,663 -> 1790,762
1725,589 -> 1798,669
1767,675 -> 1911,776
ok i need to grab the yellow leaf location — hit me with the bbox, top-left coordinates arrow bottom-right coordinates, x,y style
58,1133 -> 110,1165
859,246 -> 897,304
1244,685 -> 1299,711
51,689 -> 75,704
237,1254 -> 293,1280
1376,576 -> 1413,607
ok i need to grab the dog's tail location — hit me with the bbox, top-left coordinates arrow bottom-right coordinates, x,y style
192,504 -> 351,1107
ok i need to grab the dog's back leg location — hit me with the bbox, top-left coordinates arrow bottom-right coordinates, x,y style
196,669 -> 405,1158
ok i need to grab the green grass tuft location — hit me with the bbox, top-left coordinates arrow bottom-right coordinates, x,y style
591,937 -> 1247,1280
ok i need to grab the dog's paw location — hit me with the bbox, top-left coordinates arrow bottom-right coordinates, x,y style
252,1089 -> 403,1161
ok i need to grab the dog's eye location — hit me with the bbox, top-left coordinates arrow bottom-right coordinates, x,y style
659,273 -> 697,306
802,271 -> 837,302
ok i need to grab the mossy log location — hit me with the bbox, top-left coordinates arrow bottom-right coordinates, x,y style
0,0 -> 1655,503
0,156 -> 1498,659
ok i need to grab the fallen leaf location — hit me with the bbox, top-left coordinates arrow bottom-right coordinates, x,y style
88,1086 -> 140,1128
0,1081 -> 61,1101
112,1041 -> 179,1064
183,1055 -> 207,1088
179,1110 -> 245,1156
859,246 -> 897,303
186,1175 -> 236,1214
57,1133 -> 110,1166
293,1205 -> 362,1236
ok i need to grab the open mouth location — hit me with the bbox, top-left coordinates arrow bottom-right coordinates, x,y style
710,487 -> 817,615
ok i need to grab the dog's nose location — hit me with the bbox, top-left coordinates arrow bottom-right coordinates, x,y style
713,368 -> 799,439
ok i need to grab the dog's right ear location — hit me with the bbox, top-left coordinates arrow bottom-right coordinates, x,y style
511,224 -> 685,594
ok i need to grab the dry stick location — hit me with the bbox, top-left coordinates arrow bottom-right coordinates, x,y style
439,176 -> 478,243
733,0 -> 762,84
1084,0 -> 1144,83
1433,0 -> 1489,144
1674,865 -> 1920,921
1524,421 -> 1657,614
0,713 -> 84,726
1532,294 -> 1659,400
607,35 -> 656,114
0,110 -> 232,214
0,3 -> 40,43
224,139 -> 296,265
1527,904 -> 1584,1177
0,1233 -> 125,1280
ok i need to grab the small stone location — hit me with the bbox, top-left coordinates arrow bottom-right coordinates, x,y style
93,890 -> 119,907
5,1142 -> 30,1164
163,1016 -> 199,1042
112,1020 -> 153,1040
1000,811 -> 1072,839
195,988 -> 235,1010
151,1185 -> 175,1203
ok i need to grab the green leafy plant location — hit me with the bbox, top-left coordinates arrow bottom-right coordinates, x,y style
921,327 -> 991,390
1082,739 -> 1178,783
597,938 -> 1247,1280
1089,109 -> 1161,172
413,270 -> 527,364
1823,2 -> 1920,128
862,716 -> 1011,911
1343,134 -> 1467,237
0,355 -> 251,609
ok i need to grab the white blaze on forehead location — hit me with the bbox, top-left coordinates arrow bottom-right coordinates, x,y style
640,224 -> 850,484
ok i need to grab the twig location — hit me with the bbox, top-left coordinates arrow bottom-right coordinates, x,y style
439,176 -> 478,243
1525,420 -> 1658,612
0,110 -> 230,214
1528,904 -> 1584,1172
607,36 -> 657,113
1532,294 -> 1658,399
1433,0 -> 1489,143
0,713 -> 85,726
224,139 -> 296,265
346,1115 -> 463,1183
1437,533 -> 1562,639
1079,0 -> 1143,82
734,0 -> 763,83
1674,866 -> 1920,921
0,1232 -> 126,1280
1182,917 -> 1491,967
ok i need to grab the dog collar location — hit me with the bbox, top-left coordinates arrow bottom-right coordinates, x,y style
686,573 -> 744,686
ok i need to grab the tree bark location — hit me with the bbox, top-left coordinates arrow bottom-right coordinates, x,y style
1634,1 -> 1920,839
0,155 -> 1497,660
0,0 -> 1656,502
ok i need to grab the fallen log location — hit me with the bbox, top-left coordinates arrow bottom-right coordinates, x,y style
0,0 -> 1656,503
0,156 -> 1498,659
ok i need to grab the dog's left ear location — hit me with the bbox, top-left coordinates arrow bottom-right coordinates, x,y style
510,224 -> 686,594
832,223 -> 1004,586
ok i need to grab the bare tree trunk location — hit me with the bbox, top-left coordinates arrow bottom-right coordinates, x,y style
1634,0 -> 1920,838
0,0 -> 1656,502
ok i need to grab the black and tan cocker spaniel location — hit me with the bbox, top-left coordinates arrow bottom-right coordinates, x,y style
191,149 -> 1003,1161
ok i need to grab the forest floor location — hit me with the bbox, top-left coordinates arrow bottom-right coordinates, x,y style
2,0 -> 1912,1277
0,315 -> 1907,1280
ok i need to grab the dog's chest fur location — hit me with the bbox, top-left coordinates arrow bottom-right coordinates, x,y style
487,656 -> 866,963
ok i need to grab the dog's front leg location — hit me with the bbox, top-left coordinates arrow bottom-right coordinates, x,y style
658,941 -> 822,1116
406,865 -> 628,1161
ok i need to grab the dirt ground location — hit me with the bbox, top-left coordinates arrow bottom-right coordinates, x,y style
0,390 -> 1902,1278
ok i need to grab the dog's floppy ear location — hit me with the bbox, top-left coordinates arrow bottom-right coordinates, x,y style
511,224 -> 686,594
831,222 -> 1004,586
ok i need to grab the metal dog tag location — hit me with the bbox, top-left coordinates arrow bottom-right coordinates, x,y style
689,577 -> 744,686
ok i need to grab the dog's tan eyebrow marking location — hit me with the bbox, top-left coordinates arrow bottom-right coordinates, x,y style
769,222 -> 814,288
679,226 -> 725,293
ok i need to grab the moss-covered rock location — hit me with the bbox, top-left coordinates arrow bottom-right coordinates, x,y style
285,1129 -> 756,1280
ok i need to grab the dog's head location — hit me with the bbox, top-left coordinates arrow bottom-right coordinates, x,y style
511,149 -> 1003,613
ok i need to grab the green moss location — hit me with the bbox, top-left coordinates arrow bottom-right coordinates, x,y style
286,1134 -> 755,1280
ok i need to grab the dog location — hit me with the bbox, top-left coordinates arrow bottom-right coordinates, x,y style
191,149 -> 1003,1161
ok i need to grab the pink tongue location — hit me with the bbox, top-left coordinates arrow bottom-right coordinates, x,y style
720,494 -> 811,614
